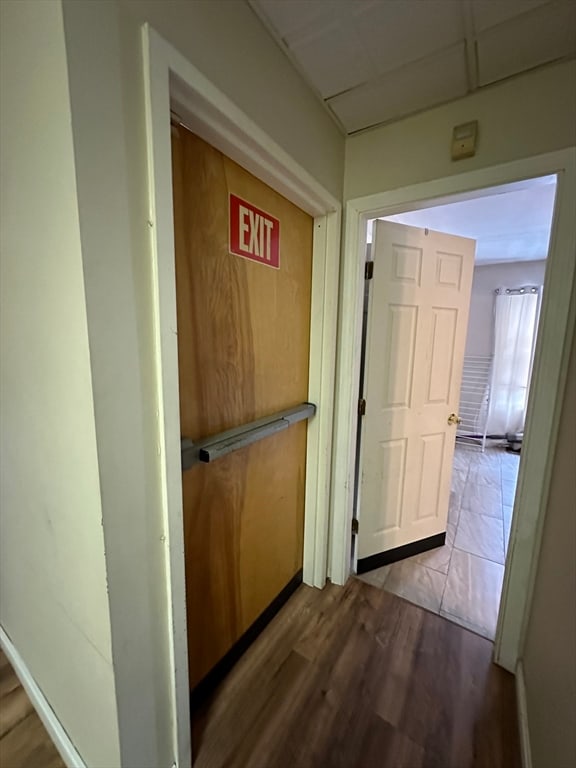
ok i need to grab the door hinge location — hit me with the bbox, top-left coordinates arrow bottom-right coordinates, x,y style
351,518 -> 359,535
358,398 -> 366,416
365,260 -> 374,280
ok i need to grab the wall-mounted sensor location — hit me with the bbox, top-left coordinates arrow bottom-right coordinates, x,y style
451,120 -> 478,160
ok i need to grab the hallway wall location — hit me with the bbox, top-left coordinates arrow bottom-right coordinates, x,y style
3,2 -> 574,765
120,0 -> 344,199
522,311 -> 576,768
58,1 -> 345,765
0,2 -> 120,766
345,59 -> 576,200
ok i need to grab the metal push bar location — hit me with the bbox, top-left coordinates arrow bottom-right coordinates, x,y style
181,402 -> 316,470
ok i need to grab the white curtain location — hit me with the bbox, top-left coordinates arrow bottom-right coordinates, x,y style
486,288 -> 540,436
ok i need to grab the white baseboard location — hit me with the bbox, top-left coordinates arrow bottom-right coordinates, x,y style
0,625 -> 87,768
516,661 -> 533,768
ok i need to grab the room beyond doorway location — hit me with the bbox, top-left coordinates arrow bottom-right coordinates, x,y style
354,175 -> 555,641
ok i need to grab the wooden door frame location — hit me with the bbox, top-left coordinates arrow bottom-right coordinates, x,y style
331,149 -> 576,676
142,25 -> 341,768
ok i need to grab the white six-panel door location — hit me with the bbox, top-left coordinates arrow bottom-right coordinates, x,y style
358,221 -> 475,562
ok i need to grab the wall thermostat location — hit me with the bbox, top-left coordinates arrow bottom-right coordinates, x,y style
451,120 -> 478,160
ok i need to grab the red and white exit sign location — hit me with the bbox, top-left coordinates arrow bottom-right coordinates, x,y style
229,194 -> 280,269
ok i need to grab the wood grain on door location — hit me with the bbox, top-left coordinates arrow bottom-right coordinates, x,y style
171,126 -> 313,689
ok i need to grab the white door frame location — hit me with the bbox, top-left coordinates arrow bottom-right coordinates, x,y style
142,25 -> 341,768
331,148 -> 576,675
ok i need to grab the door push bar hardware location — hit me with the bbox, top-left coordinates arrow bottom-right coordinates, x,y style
181,402 -> 316,470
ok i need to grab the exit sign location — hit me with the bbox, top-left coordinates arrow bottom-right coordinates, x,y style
229,194 -> 280,269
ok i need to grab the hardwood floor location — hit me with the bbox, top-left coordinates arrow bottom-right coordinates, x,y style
0,649 -> 65,768
0,579 -> 521,768
193,578 -> 521,768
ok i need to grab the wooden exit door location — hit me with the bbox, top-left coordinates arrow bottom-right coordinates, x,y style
171,126 -> 313,693
357,220 -> 475,571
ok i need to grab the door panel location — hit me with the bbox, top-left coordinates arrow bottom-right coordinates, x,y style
416,432 -> 445,520
377,439 -> 406,532
426,307 -> 457,403
358,221 -> 475,561
171,126 -> 313,688
382,304 -> 418,408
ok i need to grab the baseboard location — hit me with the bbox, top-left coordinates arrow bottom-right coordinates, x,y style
0,625 -> 87,768
357,532 -> 446,574
515,661 -> 533,768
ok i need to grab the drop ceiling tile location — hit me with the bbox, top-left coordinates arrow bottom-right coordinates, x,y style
251,0 -> 576,135
327,43 -> 468,133
289,20 -> 374,98
253,0 -> 335,39
477,0 -> 576,85
352,0 -> 465,76
472,0 -> 552,33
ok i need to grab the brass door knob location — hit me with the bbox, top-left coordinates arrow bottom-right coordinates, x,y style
448,413 -> 462,425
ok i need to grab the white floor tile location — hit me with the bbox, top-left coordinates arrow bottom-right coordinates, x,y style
453,448 -> 473,471
503,505 -> 514,548
356,565 -> 391,588
441,549 -> 505,639
461,482 -> 502,519
359,445 -> 518,637
451,468 -> 468,494
467,464 -> 502,489
408,523 -> 455,575
382,559 -> 446,613
472,450 -> 502,469
501,456 -> 521,480
455,507 -> 505,564
502,480 -> 517,507
450,469 -> 467,515
448,491 -> 462,526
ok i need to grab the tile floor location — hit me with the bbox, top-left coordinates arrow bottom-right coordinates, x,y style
357,444 -> 520,640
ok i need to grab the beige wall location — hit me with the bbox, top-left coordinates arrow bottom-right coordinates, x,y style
4,2 -> 573,766
345,59 -> 576,200
58,1 -> 345,766
522,311 -> 576,768
120,0 -> 344,199
465,261 -> 547,358
61,2 -> 173,764
0,2 -> 120,766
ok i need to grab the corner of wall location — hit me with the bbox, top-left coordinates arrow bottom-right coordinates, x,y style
515,661 -> 533,768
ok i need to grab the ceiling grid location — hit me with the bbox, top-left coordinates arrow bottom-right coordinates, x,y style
248,0 -> 576,134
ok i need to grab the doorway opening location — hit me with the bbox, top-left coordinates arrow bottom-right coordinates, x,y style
354,174 -> 557,641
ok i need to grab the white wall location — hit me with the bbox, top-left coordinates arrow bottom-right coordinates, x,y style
60,2 -> 173,765
345,59 -> 576,200
0,2 -> 120,767
8,2 -> 572,765
56,2 -> 346,766
522,312 -> 576,768
120,0 -> 344,200
465,260 -> 547,357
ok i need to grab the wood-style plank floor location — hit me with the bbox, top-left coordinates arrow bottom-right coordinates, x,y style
193,578 -> 521,768
0,649 -> 65,768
